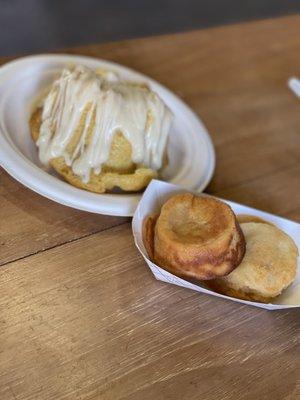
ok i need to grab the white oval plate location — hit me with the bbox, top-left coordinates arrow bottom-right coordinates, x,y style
0,54 -> 215,216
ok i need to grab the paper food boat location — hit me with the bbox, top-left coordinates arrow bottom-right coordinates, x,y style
132,180 -> 300,310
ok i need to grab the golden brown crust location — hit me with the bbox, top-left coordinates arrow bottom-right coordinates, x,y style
142,213 -> 159,260
30,108 -> 42,142
151,193 -> 246,280
208,222 -> 298,302
206,280 -> 273,303
237,214 -> 274,226
30,108 -> 158,193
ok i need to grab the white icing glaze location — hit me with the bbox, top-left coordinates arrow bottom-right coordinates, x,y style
37,65 -> 172,183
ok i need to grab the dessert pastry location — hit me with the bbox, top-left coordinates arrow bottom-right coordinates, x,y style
237,214 -> 274,226
30,65 -> 172,193
143,196 -> 298,303
208,222 -> 298,303
142,213 -> 159,261
143,193 -> 246,280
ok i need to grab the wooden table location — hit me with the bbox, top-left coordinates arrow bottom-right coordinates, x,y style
1,14 -> 300,400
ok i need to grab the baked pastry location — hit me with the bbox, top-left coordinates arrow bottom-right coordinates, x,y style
30,65 -> 172,193
237,214 -> 274,226
142,213 -> 159,260
208,222 -> 298,302
143,193 -> 246,280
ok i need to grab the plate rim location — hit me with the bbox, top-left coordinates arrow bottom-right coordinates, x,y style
0,53 -> 215,216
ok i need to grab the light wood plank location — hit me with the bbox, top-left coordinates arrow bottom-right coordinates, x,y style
0,170 -> 127,265
0,224 -> 299,400
215,164 -> 300,221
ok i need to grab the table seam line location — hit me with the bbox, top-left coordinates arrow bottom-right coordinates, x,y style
0,220 -> 130,268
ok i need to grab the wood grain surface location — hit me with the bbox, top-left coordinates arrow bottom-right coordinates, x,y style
0,14 -> 300,400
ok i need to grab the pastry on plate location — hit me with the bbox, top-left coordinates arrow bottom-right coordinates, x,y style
143,193 -> 246,280
30,65 -> 172,193
208,222 -> 298,303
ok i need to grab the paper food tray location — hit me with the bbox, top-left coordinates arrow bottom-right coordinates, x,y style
132,180 -> 300,310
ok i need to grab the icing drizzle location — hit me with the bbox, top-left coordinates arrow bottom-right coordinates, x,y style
37,65 -> 172,183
